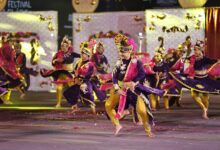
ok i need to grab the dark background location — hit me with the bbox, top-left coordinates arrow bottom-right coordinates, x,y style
3,0 -> 220,48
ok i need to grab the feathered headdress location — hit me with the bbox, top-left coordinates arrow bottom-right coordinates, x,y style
80,41 -> 92,56
114,33 -> 133,52
96,41 -> 105,53
176,44 -> 184,51
153,51 -> 163,62
194,40 -> 205,50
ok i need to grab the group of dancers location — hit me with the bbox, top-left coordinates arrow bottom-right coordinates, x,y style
1,33 -> 220,137
0,36 -> 38,105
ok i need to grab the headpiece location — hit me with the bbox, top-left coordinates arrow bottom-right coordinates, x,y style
194,40 -> 205,50
80,41 -> 92,56
114,33 -> 133,53
176,44 -> 184,51
96,41 -> 105,53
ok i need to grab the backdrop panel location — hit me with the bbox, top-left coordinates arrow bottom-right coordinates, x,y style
72,11 -> 145,71
145,8 -> 205,57
0,11 -> 58,91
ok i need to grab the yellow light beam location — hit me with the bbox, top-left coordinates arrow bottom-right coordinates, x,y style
0,23 -> 14,29
0,106 -> 70,110
8,13 -> 39,22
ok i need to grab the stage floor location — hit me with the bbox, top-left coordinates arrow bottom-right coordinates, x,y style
0,91 -> 220,150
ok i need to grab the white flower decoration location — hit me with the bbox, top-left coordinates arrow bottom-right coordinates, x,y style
131,58 -> 137,63
80,83 -> 88,94
120,64 -> 127,71
115,60 -> 122,67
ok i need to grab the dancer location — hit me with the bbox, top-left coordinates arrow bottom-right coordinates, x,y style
165,45 -> 185,107
170,41 -> 220,119
105,33 -> 161,137
14,41 -> 38,93
40,37 -> 80,108
91,41 -> 110,74
0,44 -> 26,104
63,41 -> 106,114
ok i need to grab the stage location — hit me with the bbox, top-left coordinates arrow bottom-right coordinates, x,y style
0,91 -> 220,150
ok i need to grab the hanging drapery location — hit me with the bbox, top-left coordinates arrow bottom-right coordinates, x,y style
205,7 -> 220,59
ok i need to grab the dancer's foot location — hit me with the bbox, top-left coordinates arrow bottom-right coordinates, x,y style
70,104 -> 80,113
136,121 -> 143,126
55,103 -> 61,108
90,105 -> 96,115
119,109 -> 130,119
114,125 -> 122,136
20,93 -> 25,99
147,132 -> 155,138
3,100 -> 13,105
152,122 -> 156,127
202,109 -> 209,120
